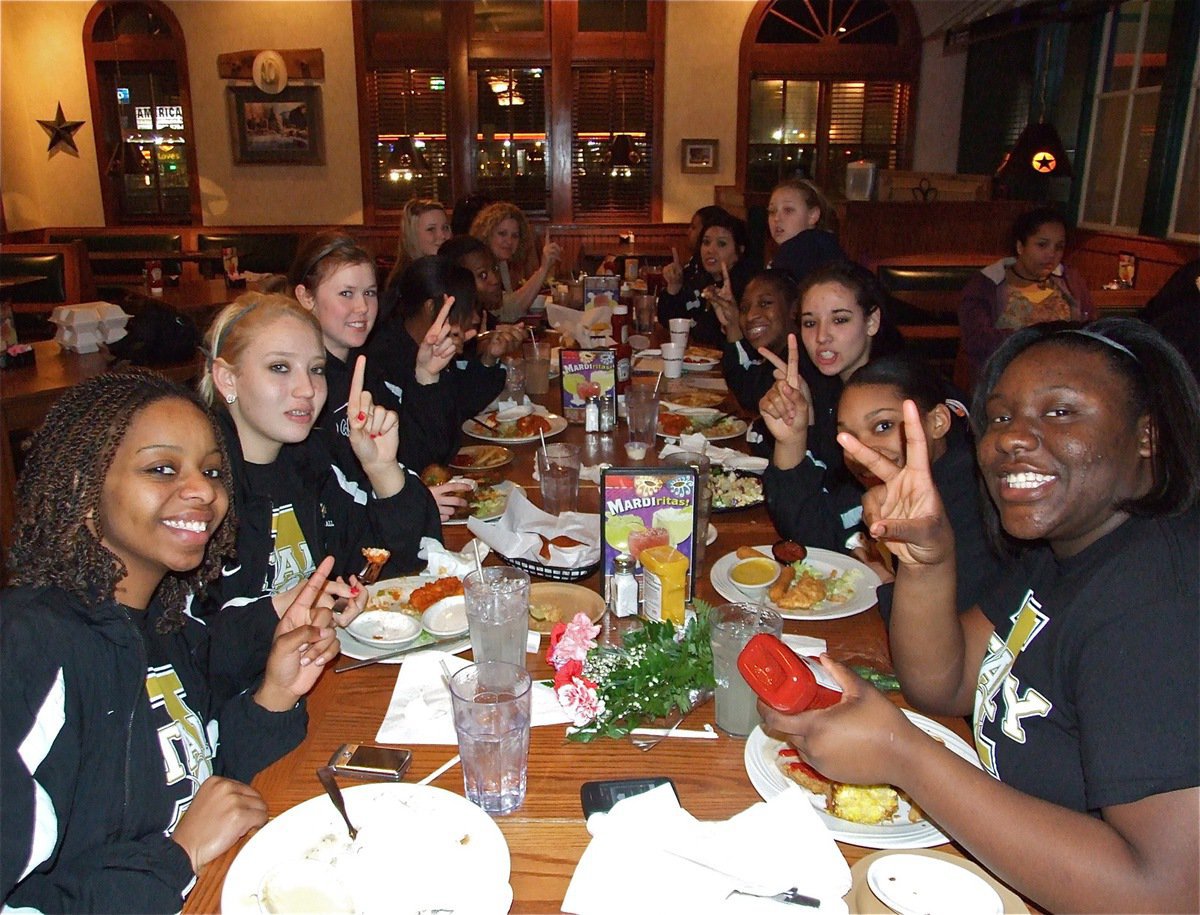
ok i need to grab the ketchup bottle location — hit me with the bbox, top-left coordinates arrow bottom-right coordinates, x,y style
737,634 -> 843,712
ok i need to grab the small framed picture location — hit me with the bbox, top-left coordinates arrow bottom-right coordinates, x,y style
228,85 -> 324,165
680,139 -> 718,174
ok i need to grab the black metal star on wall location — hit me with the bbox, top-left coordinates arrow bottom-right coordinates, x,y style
37,103 -> 86,154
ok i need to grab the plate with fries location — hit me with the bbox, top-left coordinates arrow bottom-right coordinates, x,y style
709,545 -> 881,621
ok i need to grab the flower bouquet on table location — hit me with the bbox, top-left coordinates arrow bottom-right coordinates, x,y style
546,601 -> 716,742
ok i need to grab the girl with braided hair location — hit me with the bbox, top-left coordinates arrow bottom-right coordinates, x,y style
2,372 -> 339,912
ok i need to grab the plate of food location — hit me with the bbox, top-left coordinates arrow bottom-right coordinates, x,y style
682,354 -> 721,372
662,388 -> 728,409
221,783 -> 512,914
709,545 -> 880,620
743,710 -> 982,848
335,576 -> 472,662
449,444 -> 514,481
658,410 -> 747,442
463,407 -> 568,444
443,481 -> 520,526
709,467 -> 765,512
527,582 -> 607,633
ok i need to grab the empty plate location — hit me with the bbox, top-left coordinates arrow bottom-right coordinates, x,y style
422,596 -> 469,639
867,853 -> 1003,915
344,610 -> 422,648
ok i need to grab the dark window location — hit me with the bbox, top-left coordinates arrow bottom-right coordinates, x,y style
475,68 -> 549,215
367,68 -> 450,212
572,68 -> 652,220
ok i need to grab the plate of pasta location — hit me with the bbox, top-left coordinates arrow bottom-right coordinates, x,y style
709,545 -> 880,620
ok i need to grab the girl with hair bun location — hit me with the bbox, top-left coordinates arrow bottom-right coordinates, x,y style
2,372 -> 337,911
197,293 -> 438,701
763,319 -> 1199,913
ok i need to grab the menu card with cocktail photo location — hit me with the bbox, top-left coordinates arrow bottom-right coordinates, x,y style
560,348 -> 616,424
600,468 -> 698,626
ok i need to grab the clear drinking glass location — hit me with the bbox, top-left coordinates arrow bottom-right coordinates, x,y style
523,341 -> 551,396
463,566 -> 530,667
449,661 -> 532,816
537,443 -> 581,514
624,386 -> 660,445
710,603 -> 783,737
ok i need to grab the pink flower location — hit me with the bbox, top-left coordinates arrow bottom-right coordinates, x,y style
548,612 -> 601,669
556,675 -> 606,727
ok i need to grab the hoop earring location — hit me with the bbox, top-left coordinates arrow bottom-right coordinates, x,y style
225,393 -> 237,405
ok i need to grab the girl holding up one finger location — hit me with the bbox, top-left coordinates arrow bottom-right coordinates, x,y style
196,294 -> 438,701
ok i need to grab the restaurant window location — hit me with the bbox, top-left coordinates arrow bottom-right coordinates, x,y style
572,67 -> 653,221
1078,0 -> 1171,232
476,68 -> 549,216
83,0 -> 200,224
367,68 -> 450,213
1168,71 -> 1198,239
738,0 -> 919,195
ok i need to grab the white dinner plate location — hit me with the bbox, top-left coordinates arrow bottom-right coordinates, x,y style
657,416 -> 747,443
743,710 -> 983,848
221,783 -> 513,914
462,408 -> 568,444
337,576 -> 471,662
868,853 -> 1004,915
710,545 -> 880,621
681,356 -> 720,372
342,610 -> 422,649
443,480 -> 520,526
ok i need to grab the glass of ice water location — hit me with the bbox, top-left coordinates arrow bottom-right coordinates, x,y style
449,662 -> 531,816
463,566 -> 530,667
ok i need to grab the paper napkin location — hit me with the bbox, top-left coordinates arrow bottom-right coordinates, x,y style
375,651 -> 572,745
659,435 -> 769,474
562,784 -> 851,914
466,485 -> 600,568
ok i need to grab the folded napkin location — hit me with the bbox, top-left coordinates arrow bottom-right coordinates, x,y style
418,537 -> 491,578
659,435 -> 769,474
562,784 -> 851,914
547,303 -> 614,348
466,485 -> 600,568
376,651 -> 572,744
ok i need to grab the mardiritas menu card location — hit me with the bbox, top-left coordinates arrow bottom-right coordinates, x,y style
560,348 -> 616,423
600,467 -> 698,597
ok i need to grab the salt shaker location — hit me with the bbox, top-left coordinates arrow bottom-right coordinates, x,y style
599,391 -> 617,432
584,396 -> 600,433
610,554 -> 639,618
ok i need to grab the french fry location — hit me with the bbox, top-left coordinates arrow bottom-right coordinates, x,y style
768,565 -> 795,603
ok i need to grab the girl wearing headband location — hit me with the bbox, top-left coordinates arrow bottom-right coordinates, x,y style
761,319 -> 1199,912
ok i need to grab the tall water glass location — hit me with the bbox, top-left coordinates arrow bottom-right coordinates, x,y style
710,603 -> 783,736
633,294 -> 658,335
463,566 -> 530,667
664,450 -> 711,563
523,341 -> 551,396
625,386 -> 660,445
537,443 -> 580,514
449,662 -> 532,816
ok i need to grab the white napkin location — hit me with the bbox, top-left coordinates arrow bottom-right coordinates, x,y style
659,435 -> 769,474
376,651 -> 572,744
783,634 -> 826,657
466,485 -> 600,568
562,784 -> 850,914
547,303 -> 614,348
417,537 -> 491,578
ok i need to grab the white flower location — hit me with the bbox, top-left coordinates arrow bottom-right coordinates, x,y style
556,676 -> 606,727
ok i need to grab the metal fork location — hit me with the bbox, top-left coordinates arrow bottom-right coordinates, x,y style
726,887 -> 820,908
629,712 -> 686,751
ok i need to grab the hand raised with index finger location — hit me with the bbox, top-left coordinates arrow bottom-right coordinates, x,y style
347,354 -> 400,468
416,296 -> 458,381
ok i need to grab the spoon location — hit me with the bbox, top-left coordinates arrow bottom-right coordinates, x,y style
316,766 -> 358,841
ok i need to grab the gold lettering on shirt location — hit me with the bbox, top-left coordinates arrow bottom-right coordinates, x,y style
145,665 -> 214,832
267,503 -> 316,594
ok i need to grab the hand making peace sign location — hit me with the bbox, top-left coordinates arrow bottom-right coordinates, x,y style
757,333 -> 815,446
415,296 -> 466,384
662,246 -> 685,295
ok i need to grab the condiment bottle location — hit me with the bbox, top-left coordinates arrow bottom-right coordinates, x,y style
639,544 -> 688,626
584,396 -> 600,433
610,554 -> 639,618
611,303 -> 630,344
736,634 -> 843,712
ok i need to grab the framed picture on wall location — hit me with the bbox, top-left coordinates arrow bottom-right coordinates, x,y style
680,138 -> 718,174
227,85 -> 324,165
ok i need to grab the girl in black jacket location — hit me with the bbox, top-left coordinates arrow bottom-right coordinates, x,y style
197,293 -> 439,701
2,372 -> 337,913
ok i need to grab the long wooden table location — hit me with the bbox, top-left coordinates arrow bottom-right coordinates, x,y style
181,368 -> 1032,914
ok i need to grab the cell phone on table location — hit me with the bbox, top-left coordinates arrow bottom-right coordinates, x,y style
327,743 -> 413,781
580,777 -> 677,818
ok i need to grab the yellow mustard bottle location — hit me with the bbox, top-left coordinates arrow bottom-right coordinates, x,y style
640,545 -> 688,626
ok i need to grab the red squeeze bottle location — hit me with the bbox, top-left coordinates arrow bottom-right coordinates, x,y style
737,634 -> 843,713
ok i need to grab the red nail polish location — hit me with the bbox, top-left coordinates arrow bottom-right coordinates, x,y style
350,586 -> 360,595
357,412 -> 366,422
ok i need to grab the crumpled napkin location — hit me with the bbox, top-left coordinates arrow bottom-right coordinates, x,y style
466,485 -> 600,568
562,784 -> 851,914
659,434 -> 769,474
376,651 -> 572,744
418,537 -> 491,578
547,302 -> 614,348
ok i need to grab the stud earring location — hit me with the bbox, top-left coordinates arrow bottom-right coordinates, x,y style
225,393 -> 237,405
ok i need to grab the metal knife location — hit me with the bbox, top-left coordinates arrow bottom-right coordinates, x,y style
334,633 -> 467,673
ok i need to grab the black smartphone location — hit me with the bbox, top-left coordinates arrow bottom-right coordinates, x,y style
327,743 -> 413,781
580,777 -> 677,817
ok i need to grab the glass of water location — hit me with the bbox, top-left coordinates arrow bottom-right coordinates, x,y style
710,603 -> 783,736
463,566 -> 530,667
449,662 -> 531,816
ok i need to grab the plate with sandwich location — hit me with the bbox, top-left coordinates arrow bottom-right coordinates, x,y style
420,465 -> 519,526
744,710 -> 982,848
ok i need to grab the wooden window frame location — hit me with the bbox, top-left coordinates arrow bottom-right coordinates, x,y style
354,0 -> 664,224
735,0 -> 921,197
82,0 -> 202,225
